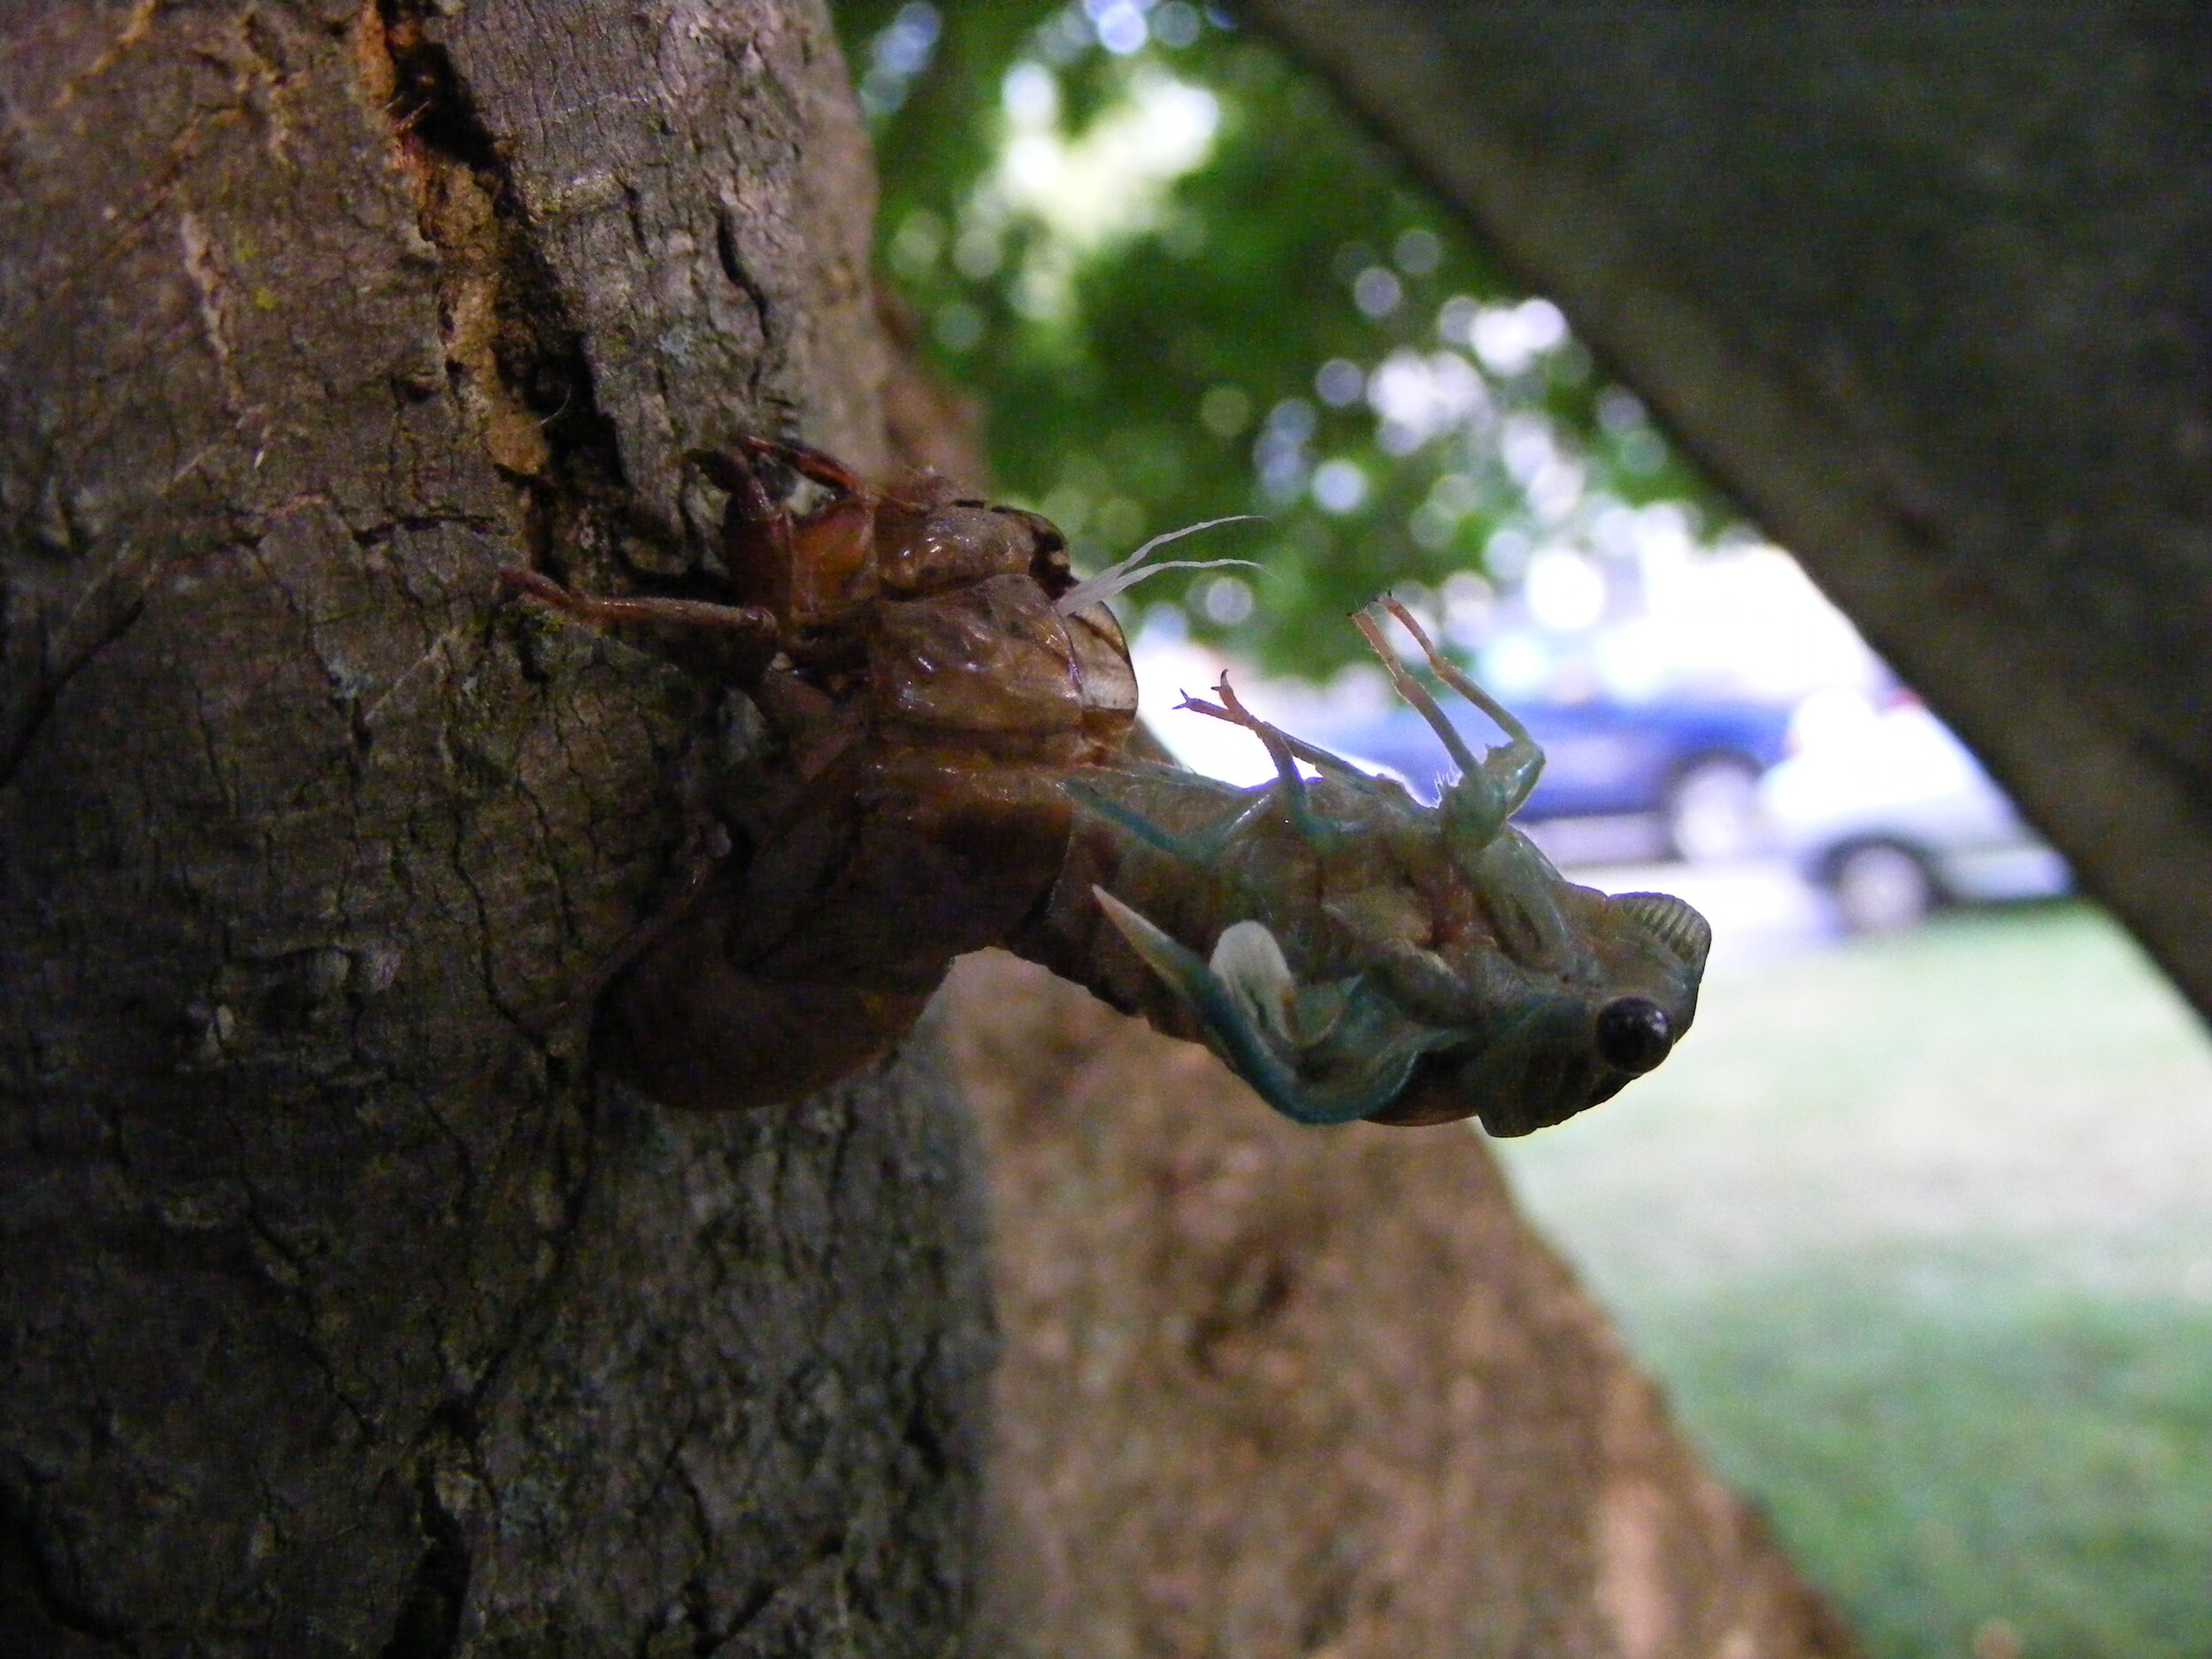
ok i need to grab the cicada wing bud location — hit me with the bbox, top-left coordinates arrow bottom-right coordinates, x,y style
1207,918 -> 1299,1045
1090,888 -> 1448,1126
1091,887 -> 1215,1007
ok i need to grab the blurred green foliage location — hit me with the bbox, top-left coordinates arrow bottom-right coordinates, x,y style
833,0 -> 1723,677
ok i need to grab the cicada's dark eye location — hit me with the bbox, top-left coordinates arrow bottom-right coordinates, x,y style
1594,996 -> 1672,1073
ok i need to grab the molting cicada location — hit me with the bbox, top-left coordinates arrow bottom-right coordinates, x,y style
505,434 -> 1709,1133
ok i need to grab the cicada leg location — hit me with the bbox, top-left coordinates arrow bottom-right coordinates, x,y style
682,446 -> 796,611
725,432 -> 866,497
1063,775 -> 1235,866
684,439 -> 874,625
499,566 -> 780,641
519,818 -> 735,1038
1357,598 -> 1575,967
1069,669 -> 1414,868
686,435 -> 870,553
1178,674 -> 1407,802
1175,673 -> 1363,851
1355,598 -> 1543,833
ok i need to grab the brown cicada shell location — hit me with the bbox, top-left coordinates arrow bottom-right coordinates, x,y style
506,435 -> 1710,1134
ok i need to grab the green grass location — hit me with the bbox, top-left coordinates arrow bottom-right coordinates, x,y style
1494,902 -> 2212,1659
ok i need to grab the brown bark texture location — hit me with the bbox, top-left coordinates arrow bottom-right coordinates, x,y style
1239,2 -> 2212,1023
0,3 -> 992,1653
949,952 -> 1857,1659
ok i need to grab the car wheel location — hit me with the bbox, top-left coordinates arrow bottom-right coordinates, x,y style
1830,841 -> 1937,934
1664,757 -> 1763,863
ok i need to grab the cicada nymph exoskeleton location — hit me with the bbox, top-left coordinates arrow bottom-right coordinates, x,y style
506,434 -> 1709,1133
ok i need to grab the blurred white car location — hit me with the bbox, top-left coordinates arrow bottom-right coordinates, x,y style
1759,695 -> 2070,933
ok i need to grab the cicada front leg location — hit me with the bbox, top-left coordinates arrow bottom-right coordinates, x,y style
1352,598 -> 1577,968
1352,597 -> 1542,845
497,566 -> 780,642
683,437 -> 876,626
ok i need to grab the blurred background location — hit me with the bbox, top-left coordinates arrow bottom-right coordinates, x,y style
837,4 -> 2212,1655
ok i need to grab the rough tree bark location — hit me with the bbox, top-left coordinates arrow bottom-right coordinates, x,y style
1239,1 -> 2212,1021
0,4 -> 991,1653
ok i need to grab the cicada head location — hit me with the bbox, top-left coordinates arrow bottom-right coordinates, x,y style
1362,888 -> 1710,1134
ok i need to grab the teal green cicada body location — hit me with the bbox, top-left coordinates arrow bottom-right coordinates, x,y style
1022,600 -> 1709,1135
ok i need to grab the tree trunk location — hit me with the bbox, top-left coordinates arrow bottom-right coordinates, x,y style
0,4 -> 991,1652
1237,0 -> 2212,1022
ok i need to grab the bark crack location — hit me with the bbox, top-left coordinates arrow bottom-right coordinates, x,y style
0,588 -> 150,790
700,1532 -> 847,1656
713,205 -> 773,403
0,1479 -> 137,1654
178,205 -> 250,422
349,511 -> 502,550
357,0 -> 656,588
373,1464 -> 472,1659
